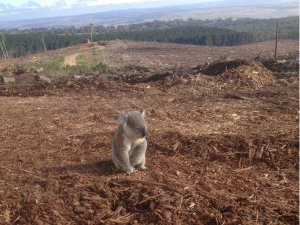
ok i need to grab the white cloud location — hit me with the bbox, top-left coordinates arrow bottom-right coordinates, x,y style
54,1 -> 68,7
0,0 -> 220,20
84,0 -> 159,6
22,0 -> 41,8
2,0 -> 164,7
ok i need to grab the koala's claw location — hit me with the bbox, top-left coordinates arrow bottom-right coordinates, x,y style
138,165 -> 148,171
125,167 -> 135,175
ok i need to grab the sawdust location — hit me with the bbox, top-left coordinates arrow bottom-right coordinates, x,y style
0,40 -> 299,225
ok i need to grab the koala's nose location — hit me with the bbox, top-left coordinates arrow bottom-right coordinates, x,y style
142,127 -> 148,136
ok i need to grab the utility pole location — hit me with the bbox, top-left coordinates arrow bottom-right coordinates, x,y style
0,34 -> 8,59
274,19 -> 278,59
90,23 -> 94,43
0,42 -> 5,59
41,34 -> 47,52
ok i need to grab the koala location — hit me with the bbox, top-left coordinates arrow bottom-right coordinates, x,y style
111,109 -> 148,175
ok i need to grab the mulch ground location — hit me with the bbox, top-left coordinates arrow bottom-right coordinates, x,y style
0,40 -> 299,225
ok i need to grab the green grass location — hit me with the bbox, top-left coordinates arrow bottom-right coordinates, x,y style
30,55 -> 65,70
92,62 -> 116,72
29,54 -> 115,72
62,62 -> 89,72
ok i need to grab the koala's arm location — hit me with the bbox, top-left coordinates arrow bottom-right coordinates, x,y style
130,139 -> 147,169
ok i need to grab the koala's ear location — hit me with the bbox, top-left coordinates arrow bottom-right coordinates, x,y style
139,109 -> 146,117
118,113 -> 128,126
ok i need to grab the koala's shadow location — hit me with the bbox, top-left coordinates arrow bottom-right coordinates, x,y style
43,160 -> 115,176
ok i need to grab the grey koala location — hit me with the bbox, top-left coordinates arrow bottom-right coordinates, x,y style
111,109 -> 148,175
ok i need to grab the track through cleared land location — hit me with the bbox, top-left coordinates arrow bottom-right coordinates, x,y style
63,53 -> 80,66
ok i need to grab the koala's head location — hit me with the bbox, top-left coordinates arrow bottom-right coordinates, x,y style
118,109 -> 148,139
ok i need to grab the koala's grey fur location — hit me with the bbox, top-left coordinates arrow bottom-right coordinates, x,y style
111,109 -> 148,175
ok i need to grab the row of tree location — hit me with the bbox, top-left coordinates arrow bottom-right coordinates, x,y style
96,26 -> 255,46
2,33 -> 89,58
2,26 -> 256,58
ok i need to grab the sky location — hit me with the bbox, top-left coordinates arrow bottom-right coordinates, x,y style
0,0 -> 217,18
1,0 -> 209,8
0,0 -> 298,22
0,0 -> 221,21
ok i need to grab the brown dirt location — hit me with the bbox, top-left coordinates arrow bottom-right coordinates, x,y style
0,39 -> 299,225
63,53 -> 80,66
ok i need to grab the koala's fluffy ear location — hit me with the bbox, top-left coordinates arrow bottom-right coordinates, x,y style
118,113 -> 128,126
139,109 -> 146,117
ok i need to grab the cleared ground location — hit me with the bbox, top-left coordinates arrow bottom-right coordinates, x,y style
0,40 -> 299,224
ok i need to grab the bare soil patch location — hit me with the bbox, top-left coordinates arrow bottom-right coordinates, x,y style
0,40 -> 299,225
63,53 -> 80,66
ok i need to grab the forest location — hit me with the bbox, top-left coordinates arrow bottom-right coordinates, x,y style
96,26 -> 255,45
0,16 -> 298,58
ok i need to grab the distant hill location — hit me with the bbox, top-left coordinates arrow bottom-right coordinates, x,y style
1,16 -> 298,58
0,1 -> 298,30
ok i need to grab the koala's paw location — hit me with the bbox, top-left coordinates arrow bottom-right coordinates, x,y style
137,165 -> 148,171
125,167 -> 135,176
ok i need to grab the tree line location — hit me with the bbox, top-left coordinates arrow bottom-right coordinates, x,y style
1,26 -> 255,58
0,16 -> 298,59
96,26 -> 255,46
1,16 -> 298,40
1,33 -> 90,58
